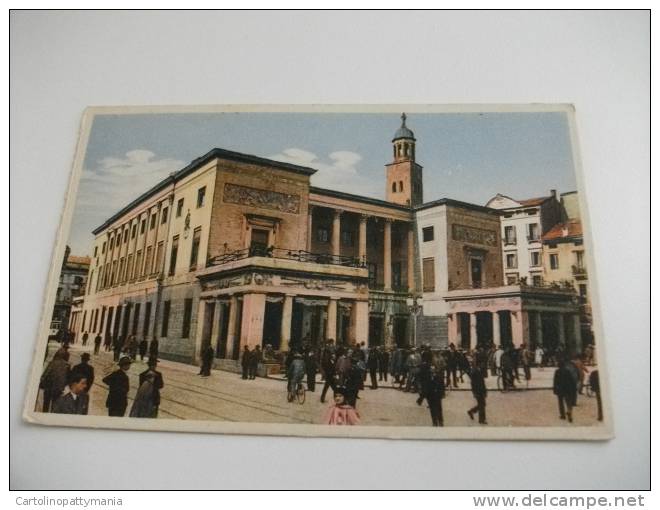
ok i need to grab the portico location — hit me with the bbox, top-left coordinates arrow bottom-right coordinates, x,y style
445,284 -> 582,354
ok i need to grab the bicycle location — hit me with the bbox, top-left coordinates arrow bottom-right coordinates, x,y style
287,381 -> 306,404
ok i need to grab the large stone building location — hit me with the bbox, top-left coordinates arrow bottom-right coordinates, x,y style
72,114 -> 585,366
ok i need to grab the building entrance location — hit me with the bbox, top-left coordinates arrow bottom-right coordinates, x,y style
291,299 -> 327,350
392,315 -> 408,348
262,300 -> 283,350
368,314 -> 384,346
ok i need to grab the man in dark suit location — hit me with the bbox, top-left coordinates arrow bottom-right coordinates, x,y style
425,369 -> 446,426
102,356 -> 132,417
241,345 -> 251,380
139,358 -> 164,417
51,372 -> 89,415
199,345 -> 214,377
71,352 -> 94,392
93,334 -> 102,355
378,346 -> 390,382
553,357 -> 578,423
467,361 -> 488,424
367,347 -> 379,389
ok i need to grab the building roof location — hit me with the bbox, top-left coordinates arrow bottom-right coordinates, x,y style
392,113 -> 415,142
415,198 -> 501,216
518,196 -> 553,207
93,148 -> 318,235
310,187 -> 412,212
542,220 -> 583,242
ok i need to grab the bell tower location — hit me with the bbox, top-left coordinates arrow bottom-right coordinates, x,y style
386,113 -> 423,207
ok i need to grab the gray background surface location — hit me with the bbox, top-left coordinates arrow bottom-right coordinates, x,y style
10,11 -> 649,489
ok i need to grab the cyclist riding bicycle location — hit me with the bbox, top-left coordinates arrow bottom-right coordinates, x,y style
287,352 -> 306,401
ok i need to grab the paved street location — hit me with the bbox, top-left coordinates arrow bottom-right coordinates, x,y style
37,341 -> 603,428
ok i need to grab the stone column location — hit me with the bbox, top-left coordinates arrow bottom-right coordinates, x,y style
332,209 -> 342,257
358,214 -> 368,264
209,300 -> 223,352
535,311 -> 544,348
193,299 -> 209,363
492,311 -> 501,347
225,295 -> 239,360
511,311 -> 525,347
572,314 -> 582,354
469,312 -> 478,351
383,219 -> 392,291
351,300 -> 369,346
447,313 -> 458,346
407,224 -> 415,292
280,294 -> 294,352
307,206 -> 314,252
240,293 -> 266,349
557,313 -> 566,349
326,298 -> 338,341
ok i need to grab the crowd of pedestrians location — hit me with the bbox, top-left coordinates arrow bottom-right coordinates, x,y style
39,334 -> 164,419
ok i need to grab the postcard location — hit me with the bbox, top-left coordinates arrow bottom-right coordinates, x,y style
22,105 -> 612,440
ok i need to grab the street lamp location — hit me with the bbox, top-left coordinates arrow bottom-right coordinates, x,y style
406,295 -> 422,347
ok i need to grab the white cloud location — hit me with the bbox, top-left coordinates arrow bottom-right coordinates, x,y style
269,148 -> 375,196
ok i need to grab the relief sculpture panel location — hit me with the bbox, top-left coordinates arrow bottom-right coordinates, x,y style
223,183 -> 301,214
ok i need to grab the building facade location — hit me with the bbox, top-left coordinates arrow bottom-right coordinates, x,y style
52,247 -> 90,340
72,114 -> 586,365
485,191 -> 562,286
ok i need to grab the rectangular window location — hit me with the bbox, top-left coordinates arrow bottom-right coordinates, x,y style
176,198 -> 184,217
317,227 -> 329,243
150,213 -> 157,230
470,258 -> 483,288
550,253 -> 559,270
182,298 -> 193,338
134,250 -> 143,279
124,229 -> 129,243
161,207 -> 168,224
161,300 -> 171,337
506,253 -> 517,269
99,307 -> 106,333
140,219 -> 146,234
87,270 -> 94,295
117,232 -> 122,244
143,302 -> 152,337
575,251 -> 585,269
530,251 -> 541,267
109,238 -> 114,251
102,241 -> 106,254
126,254 -> 134,281
392,261 -> 402,289
92,308 -> 99,332
422,257 -> 435,292
368,263 -> 378,287
111,260 -> 118,285
155,241 -> 164,274
197,186 -> 206,208
93,246 -> 98,257
504,225 -> 517,245
341,230 -> 354,246
189,228 -> 201,271
422,226 -> 434,242
532,274 -> 543,286
131,224 -> 137,239
169,235 -> 179,275
506,273 -> 519,285
118,257 -> 126,282
144,246 -> 153,276
132,303 -> 141,335
579,284 -> 588,298
527,223 -> 540,241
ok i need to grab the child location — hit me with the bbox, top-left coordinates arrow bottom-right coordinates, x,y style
322,387 -> 360,425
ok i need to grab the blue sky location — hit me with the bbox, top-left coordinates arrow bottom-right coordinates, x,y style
69,111 -> 576,255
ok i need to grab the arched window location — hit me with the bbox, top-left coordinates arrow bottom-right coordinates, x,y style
399,181 -> 404,192
392,182 -> 397,193
404,144 -> 409,156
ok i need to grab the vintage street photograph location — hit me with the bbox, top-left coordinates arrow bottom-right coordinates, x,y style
23,106 -> 611,439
